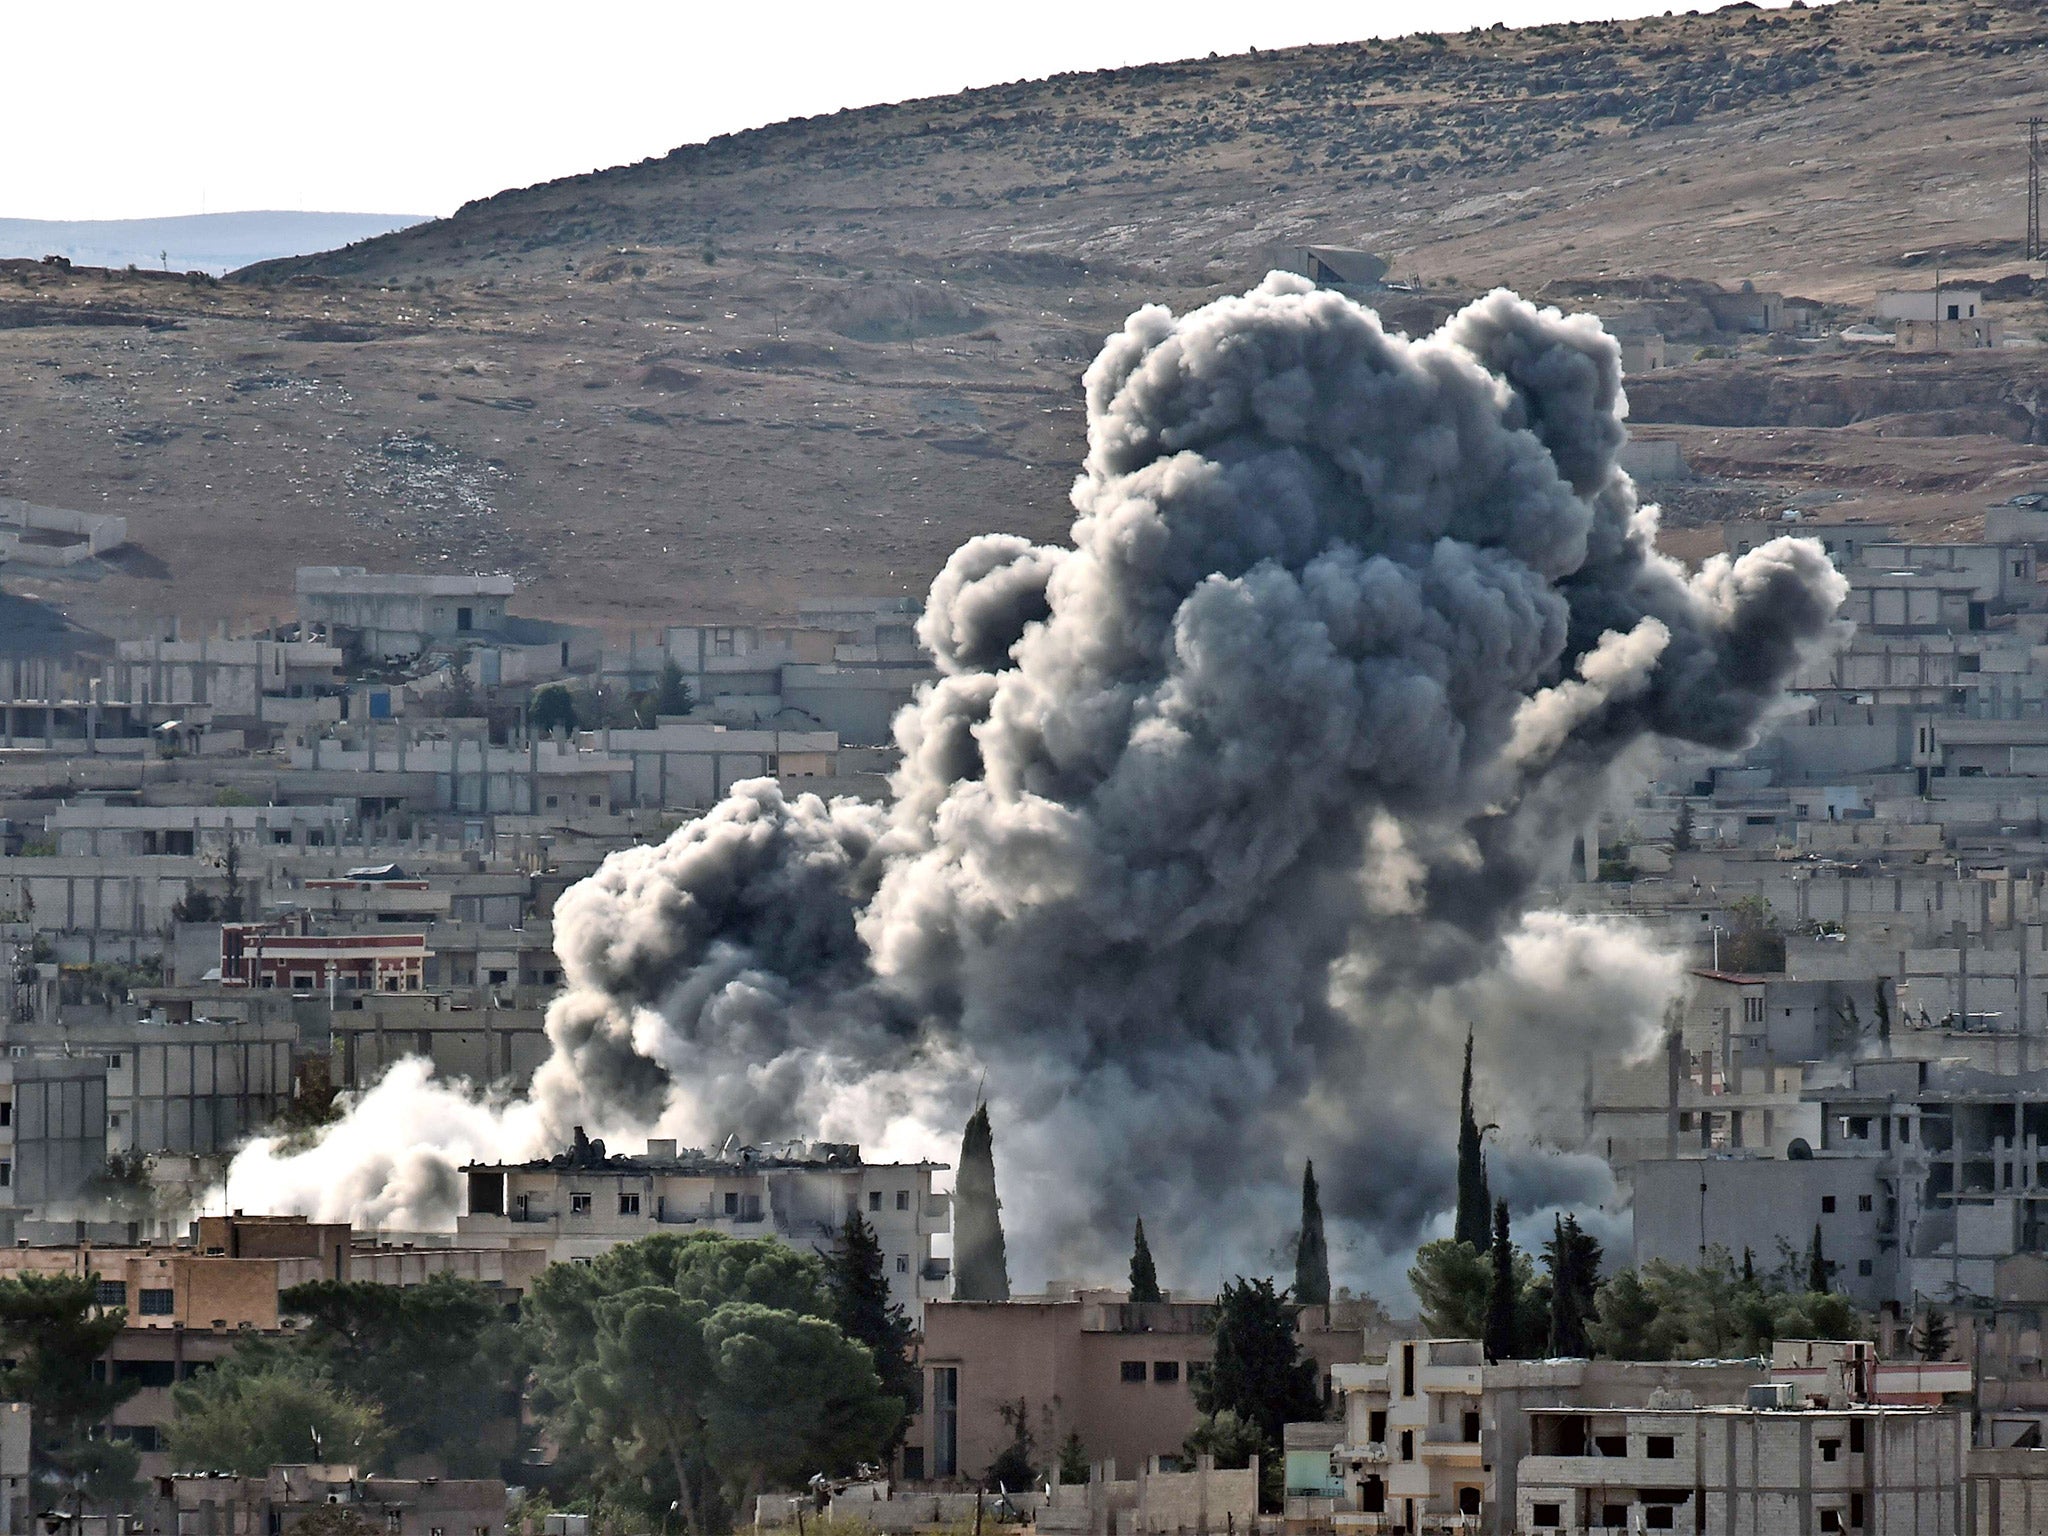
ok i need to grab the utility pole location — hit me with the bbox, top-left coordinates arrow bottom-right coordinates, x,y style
2027,117 -> 2043,261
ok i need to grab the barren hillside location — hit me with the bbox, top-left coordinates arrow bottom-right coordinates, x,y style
2,0 -> 2045,633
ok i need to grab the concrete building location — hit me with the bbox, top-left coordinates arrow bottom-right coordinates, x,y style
1318,1340 -> 1767,1536
328,995 -> 548,1092
295,568 -> 515,660
459,1132 -> 950,1318
0,1403 -> 28,1536
0,1013 -> 297,1158
1878,288 -> 1987,325
1517,1400 -> 1965,1536
168,1466 -> 508,1536
0,1055 -> 110,1222
219,919 -> 427,993
915,1291 -> 1387,1486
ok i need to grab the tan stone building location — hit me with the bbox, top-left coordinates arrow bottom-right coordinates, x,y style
909,1290 -> 1389,1485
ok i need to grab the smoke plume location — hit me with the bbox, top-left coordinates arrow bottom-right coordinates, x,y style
222,277 -> 1846,1291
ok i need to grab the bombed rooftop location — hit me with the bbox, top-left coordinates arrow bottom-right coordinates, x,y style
458,1126 -> 945,1175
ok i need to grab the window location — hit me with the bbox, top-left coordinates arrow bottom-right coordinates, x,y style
902,1448 -> 925,1482
570,1193 -> 592,1215
110,1424 -> 162,1450
1858,1259 -> 1873,1277
546,796 -> 559,809
1457,1488 -> 1480,1517
1154,1361 -> 1180,1384
488,969 -> 509,985
1462,1410 -> 1480,1443
0,1101 -> 10,1127
618,1193 -> 641,1216
107,1054 -> 122,1069
1849,1420 -> 1867,1454
1595,1436 -> 1627,1458
725,1192 -> 740,1215
1946,305 -> 1961,322
138,1288 -> 174,1316
1401,1343 -> 1415,1397
1604,1506 -> 1629,1530
897,1189 -> 910,1211
869,1191 -> 883,1212
0,1161 -> 13,1188
457,607 -> 474,632
1368,1410 -> 1387,1444
1819,1511 -> 1842,1534
1858,1194 -> 1873,1212
1821,1196 -> 1837,1214
895,1255 -> 908,1274
1399,1430 -> 1413,1462
1532,1505 -> 1561,1529
1820,1438 -> 1842,1462
1646,1508 -> 1675,1532
1646,1436 -> 1676,1460
1744,996 -> 1765,1024
95,1281 -> 127,1307
1121,1361 -> 1147,1383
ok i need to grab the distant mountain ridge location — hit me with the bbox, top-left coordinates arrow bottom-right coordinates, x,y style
0,211 -> 431,276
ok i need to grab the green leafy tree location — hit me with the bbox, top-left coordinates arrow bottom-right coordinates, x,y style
954,1102 -> 1010,1300
1195,1277 -> 1320,1447
1484,1201 -> 1521,1362
1589,1253 -> 1863,1361
165,1354 -> 387,1474
279,1273 -> 524,1475
1670,800 -> 1696,853
1914,1309 -> 1954,1362
0,1271 -> 139,1507
1130,1218 -> 1162,1305
1407,1240 -> 1493,1340
1722,895 -> 1786,973
1183,1407 -> 1267,1471
1806,1224 -> 1832,1294
530,684 -> 578,736
700,1302 -> 902,1512
986,1398 -> 1036,1491
1455,1030 -> 1491,1249
654,659 -> 696,718
1588,1268 -> 1662,1360
1544,1214 -> 1602,1359
1294,1163 -> 1330,1307
1056,1431 -> 1089,1486
822,1212 -> 918,1452
526,1231 -> 892,1533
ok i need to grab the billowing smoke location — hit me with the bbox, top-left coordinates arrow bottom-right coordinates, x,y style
222,277 -> 1846,1292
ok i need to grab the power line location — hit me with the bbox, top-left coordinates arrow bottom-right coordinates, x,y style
2027,117 -> 2044,262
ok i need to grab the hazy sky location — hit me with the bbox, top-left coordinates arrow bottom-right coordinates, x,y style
8,0 -> 1796,222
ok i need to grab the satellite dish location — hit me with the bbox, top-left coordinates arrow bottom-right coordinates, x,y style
1787,1138 -> 1814,1160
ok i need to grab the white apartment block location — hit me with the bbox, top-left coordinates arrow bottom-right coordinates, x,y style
1321,1341 -> 1766,1535
1517,1400 -> 1963,1536
459,1134 -> 950,1320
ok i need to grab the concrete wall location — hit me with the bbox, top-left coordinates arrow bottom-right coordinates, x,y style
1632,1157 -> 1888,1307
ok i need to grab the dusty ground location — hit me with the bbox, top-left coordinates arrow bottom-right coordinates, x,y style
1,0 -> 2045,635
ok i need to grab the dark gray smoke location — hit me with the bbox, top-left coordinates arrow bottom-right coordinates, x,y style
227,277 -> 1846,1288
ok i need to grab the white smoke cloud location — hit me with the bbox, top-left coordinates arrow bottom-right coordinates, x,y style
219,278 -> 1846,1293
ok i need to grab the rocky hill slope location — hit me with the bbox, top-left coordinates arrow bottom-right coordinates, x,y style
2,0 -> 2045,631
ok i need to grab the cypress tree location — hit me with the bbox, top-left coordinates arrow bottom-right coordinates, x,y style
1130,1218 -> 1162,1304
824,1210 -> 919,1450
1806,1223 -> 1830,1294
1455,1029 -> 1491,1249
1294,1162 -> 1331,1307
1544,1213 -> 1601,1359
953,1102 -> 1010,1301
1483,1200 -> 1519,1363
